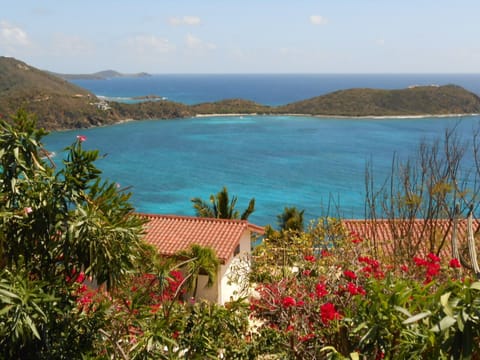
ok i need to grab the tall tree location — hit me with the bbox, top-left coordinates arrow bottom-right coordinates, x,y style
191,186 -> 255,220
277,206 -> 305,233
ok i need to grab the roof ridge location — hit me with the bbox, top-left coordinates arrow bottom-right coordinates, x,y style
136,213 -> 256,225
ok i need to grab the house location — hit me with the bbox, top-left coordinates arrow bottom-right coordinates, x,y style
341,218 -> 480,262
139,214 -> 264,304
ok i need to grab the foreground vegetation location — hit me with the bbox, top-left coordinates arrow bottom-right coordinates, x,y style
0,111 -> 479,359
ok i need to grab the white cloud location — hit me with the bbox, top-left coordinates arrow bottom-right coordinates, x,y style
126,35 -> 175,54
169,16 -> 201,26
0,20 -> 30,47
52,34 -> 94,56
186,33 -> 216,51
310,15 -> 328,26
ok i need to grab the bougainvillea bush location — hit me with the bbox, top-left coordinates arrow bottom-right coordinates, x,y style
249,226 -> 480,359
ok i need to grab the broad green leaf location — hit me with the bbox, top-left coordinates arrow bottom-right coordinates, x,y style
395,305 -> 412,317
403,311 -> 431,325
440,292 -> 454,317
0,288 -> 21,300
431,316 -> 456,332
0,304 -> 13,315
470,282 -> 480,291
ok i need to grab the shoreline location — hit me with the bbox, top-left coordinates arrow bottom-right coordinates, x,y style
194,112 -> 480,120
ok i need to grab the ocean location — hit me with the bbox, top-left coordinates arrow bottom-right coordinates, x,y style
44,74 -> 480,227
70,73 -> 480,106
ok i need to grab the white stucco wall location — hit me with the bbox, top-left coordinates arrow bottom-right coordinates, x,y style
218,229 -> 252,304
195,229 -> 252,304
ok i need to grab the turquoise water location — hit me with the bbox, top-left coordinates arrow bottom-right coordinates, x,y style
44,115 -> 480,227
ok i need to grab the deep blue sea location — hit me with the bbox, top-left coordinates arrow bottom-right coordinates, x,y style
44,74 -> 480,226
71,74 -> 480,106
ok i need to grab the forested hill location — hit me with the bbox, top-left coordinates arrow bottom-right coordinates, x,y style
2,57 -> 480,130
277,85 -> 480,117
0,57 -> 191,129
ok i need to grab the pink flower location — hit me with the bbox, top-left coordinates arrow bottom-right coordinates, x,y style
23,207 -> 33,215
449,258 -> 461,269
76,135 -> 87,142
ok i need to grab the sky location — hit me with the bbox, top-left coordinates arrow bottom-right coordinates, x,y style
1,0 -> 479,74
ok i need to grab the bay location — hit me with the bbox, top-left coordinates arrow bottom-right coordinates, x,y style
44,115 -> 480,227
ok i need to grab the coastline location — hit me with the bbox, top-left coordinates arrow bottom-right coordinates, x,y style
194,112 -> 480,120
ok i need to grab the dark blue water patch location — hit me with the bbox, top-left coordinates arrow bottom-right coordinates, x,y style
71,74 -> 480,106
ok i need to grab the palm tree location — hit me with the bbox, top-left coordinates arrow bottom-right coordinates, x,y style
277,206 -> 305,233
175,244 -> 220,299
191,186 -> 255,220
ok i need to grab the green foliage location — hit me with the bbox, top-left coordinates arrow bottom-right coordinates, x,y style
0,269 -> 56,356
0,110 -> 145,357
176,244 -> 220,299
191,186 -> 255,220
276,206 -> 305,233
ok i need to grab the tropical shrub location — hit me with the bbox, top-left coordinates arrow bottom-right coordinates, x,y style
250,225 -> 480,359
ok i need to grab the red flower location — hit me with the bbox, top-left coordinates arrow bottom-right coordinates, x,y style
320,302 -> 341,324
449,258 -> 461,269
76,272 -> 86,283
304,255 -> 316,262
343,270 -> 357,280
299,333 -> 315,342
321,249 -> 331,257
350,231 -> 363,244
76,135 -> 87,142
315,282 -> 328,298
347,282 -> 366,296
400,264 -> 409,273
427,253 -> 440,263
282,296 -> 296,307
302,269 -> 312,277
413,257 -> 428,266
426,262 -> 440,277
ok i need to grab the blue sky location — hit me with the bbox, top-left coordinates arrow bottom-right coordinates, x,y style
1,1 -> 479,73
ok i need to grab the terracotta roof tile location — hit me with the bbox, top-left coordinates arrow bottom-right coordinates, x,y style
137,214 -> 264,264
342,218 -> 480,260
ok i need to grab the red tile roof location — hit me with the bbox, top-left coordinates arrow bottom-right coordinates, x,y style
342,218 -> 480,260
138,214 -> 264,264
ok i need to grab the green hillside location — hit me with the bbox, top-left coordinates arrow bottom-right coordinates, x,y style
0,57 -> 191,129
278,85 -> 480,116
191,98 -> 272,114
2,57 -> 480,130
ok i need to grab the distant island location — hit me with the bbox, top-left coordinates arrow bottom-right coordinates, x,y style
1,57 -> 480,130
50,69 -> 152,80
